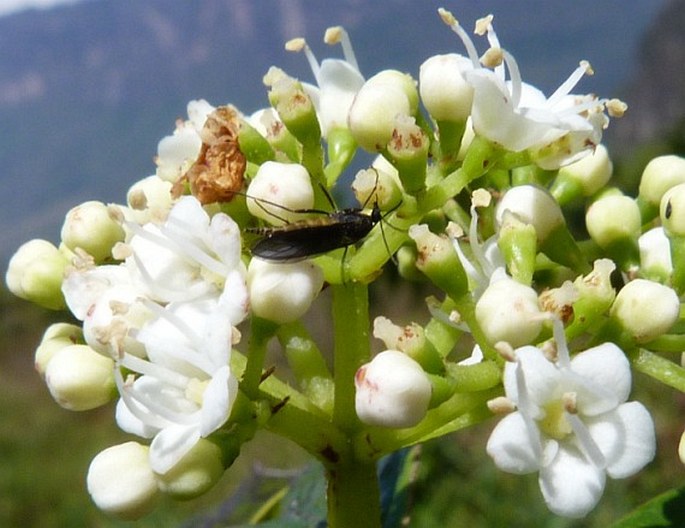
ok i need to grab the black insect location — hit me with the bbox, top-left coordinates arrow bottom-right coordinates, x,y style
245,178 -> 399,262
248,203 -> 384,261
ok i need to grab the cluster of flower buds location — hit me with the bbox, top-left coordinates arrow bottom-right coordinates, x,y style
5,7 -> 685,525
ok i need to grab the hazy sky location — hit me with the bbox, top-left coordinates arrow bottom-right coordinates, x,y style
0,0 -> 84,16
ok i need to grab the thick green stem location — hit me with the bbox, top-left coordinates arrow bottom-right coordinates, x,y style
629,348 -> 685,392
241,317 -> 277,399
331,282 -> 370,432
327,460 -> 382,528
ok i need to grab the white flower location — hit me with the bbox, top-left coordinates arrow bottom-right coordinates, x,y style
125,195 -> 246,303
287,26 -> 365,137
448,189 -> 504,297
439,9 -> 610,169
156,99 -> 215,182
62,263 -> 151,358
115,286 -> 245,474
486,323 -> 655,518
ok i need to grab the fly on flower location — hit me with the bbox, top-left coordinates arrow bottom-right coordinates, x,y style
246,181 -> 400,262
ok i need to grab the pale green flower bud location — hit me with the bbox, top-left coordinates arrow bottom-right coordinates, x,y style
638,227 -> 672,282
44,344 -> 116,410
247,258 -> 324,324
5,239 -> 68,310
409,224 -> 468,300
419,53 -> 473,122
155,439 -> 223,500
355,350 -> 431,428
638,155 -> 685,216
660,183 -> 685,294
35,322 -> 83,378
586,195 -> 641,247
368,69 -> 419,114
246,161 -> 314,225
610,279 -> 679,343
661,182 -> 685,236
475,269 -> 544,347
551,144 -> 613,205
352,159 -> 403,211
87,442 -> 159,520
348,70 -> 415,152
61,201 -> 125,262
264,66 -> 321,145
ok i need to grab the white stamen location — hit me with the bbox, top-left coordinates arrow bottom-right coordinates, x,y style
121,352 -> 191,390
501,49 -> 522,108
288,37 -> 322,85
439,8 -> 481,68
324,26 -> 360,72
566,412 -> 607,469
514,359 -> 544,459
552,318 -> 571,367
545,61 -> 591,108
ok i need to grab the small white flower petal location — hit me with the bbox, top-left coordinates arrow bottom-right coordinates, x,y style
586,402 -> 655,479
149,424 -> 201,474
486,411 -> 542,474
200,366 -> 238,436
570,343 -> 630,414
539,445 -> 606,518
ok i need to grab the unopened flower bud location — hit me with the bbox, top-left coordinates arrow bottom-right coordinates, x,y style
475,268 -> 544,347
247,258 -> 324,324
638,155 -> 685,221
155,439 -> 223,500
373,316 -> 443,374
264,66 -> 321,145
355,350 -> 431,428
352,164 -> 402,211
409,224 -> 468,300
44,344 -> 116,410
419,53 -> 473,122
551,144 -> 613,205
5,239 -> 69,310
661,183 -> 685,237
386,115 -> 429,193
496,184 -> 589,273
246,161 -> 314,225
348,70 -> 416,152
586,194 -> 641,271
679,430 -> 685,465
61,201 -> 125,262
567,259 -> 616,337
610,279 -> 679,343
35,322 -> 83,377
638,227 -> 672,282
125,175 -> 174,224
495,185 -> 563,243
87,442 -> 159,520
660,183 -> 685,293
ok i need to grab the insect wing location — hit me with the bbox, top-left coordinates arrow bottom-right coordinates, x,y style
250,211 -> 376,261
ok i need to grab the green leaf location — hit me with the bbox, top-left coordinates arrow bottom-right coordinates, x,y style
612,486 -> 685,528
380,447 -> 421,528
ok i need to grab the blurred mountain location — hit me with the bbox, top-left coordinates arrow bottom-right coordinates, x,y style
608,0 -> 685,159
0,0 -> 669,266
